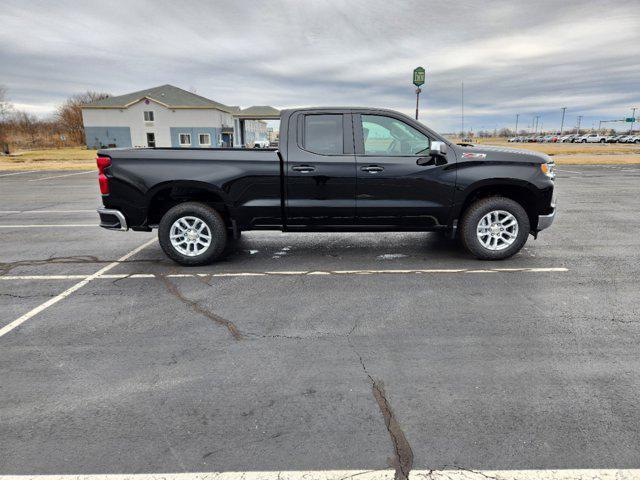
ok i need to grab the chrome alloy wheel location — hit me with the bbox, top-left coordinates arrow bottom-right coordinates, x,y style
476,210 -> 519,251
169,216 -> 212,257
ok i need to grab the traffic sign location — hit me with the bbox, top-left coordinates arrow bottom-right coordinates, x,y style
413,67 -> 425,87
625,117 -> 636,122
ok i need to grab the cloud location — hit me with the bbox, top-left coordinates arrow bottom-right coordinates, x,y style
0,0 -> 638,132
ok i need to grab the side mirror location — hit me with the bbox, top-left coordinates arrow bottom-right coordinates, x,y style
430,141 -> 447,156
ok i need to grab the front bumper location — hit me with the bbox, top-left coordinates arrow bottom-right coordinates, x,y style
97,208 -> 128,231
537,206 -> 556,231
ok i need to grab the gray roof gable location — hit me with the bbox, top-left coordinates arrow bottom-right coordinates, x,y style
235,105 -> 281,118
83,84 -> 234,112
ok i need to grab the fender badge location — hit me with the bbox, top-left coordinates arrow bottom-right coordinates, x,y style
462,152 -> 487,159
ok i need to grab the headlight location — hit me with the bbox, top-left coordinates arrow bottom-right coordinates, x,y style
540,161 -> 556,179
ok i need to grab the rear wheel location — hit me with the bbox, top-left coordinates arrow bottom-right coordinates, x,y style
460,197 -> 530,260
158,202 -> 227,266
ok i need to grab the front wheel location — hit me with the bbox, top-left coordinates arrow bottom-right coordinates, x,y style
460,197 -> 530,260
158,202 -> 228,266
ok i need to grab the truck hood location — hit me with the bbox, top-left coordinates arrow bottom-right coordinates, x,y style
456,144 -> 551,164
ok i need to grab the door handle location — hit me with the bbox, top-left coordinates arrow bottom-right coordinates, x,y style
292,165 -> 316,173
361,165 -> 384,173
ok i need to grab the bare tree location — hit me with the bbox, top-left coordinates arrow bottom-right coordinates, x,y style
0,85 -> 12,119
0,86 -> 13,153
13,110 -> 39,147
56,91 -> 110,144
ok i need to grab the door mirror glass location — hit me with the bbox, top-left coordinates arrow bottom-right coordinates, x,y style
361,115 -> 430,155
430,141 -> 447,156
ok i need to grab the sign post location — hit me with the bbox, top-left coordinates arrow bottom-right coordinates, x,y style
413,67 -> 425,120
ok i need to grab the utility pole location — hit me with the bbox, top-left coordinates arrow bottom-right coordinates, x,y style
576,115 -> 583,134
461,81 -> 464,137
533,115 -> 540,134
515,113 -> 519,135
630,107 -> 637,134
560,107 -> 566,135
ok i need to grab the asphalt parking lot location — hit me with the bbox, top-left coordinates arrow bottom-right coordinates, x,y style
1,166 -> 640,478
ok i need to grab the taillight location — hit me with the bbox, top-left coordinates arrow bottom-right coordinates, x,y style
96,155 -> 111,194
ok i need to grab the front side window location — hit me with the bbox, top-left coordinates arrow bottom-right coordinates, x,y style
361,115 -> 430,155
198,133 -> 211,146
303,114 -> 343,155
144,111 -> 154,122
179,133 -> 191,146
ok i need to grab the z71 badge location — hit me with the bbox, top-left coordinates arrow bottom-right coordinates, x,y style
462,152 -> 487,159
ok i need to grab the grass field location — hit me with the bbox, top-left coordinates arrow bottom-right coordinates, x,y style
0,147 -> 97,171
1,143 -> 639,171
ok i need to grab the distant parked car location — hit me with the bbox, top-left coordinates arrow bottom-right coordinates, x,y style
252,140 -> 271,148
559,135 -> 573,143
578,133 -> 607,143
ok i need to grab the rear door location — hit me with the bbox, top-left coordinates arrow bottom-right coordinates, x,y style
285,110 -> 356,226
353,112 -> 455,227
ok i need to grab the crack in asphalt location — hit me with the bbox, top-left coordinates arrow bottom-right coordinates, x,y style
0,292 -> 55,299
354,349 -> 413,480
158,275 -> 244,341
0,255 -> 164,276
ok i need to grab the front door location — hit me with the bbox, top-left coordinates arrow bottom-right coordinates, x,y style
146,132 -> 156,148
354,113 -> 455,227
221,133 -> 233,147
285,111 -> 356,226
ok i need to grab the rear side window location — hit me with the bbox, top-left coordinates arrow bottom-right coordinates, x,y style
303,114 -> 343,155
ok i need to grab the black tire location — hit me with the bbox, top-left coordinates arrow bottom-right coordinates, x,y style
158,202 -> 227,266
460,197 -> 530,260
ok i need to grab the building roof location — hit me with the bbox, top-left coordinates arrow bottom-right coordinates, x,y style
235,106 -> 281,119
82,84 -> 235,112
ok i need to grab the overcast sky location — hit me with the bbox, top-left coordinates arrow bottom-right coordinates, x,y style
1,0 -> 639,132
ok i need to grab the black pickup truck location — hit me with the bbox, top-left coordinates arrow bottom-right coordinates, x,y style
97,107 -> 556,265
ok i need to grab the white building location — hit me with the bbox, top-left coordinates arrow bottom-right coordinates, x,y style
81,85 -> 277,149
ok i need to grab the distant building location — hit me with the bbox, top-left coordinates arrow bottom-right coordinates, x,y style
81,84 -> 277,149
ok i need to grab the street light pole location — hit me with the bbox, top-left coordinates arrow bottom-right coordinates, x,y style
515,113 -> 519,135
560,107 -> 566,135
576,115 -> 583,134
630,107 -> 637,134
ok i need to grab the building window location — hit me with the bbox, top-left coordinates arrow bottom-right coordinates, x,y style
179,133 -> 191,146
198,133 -> 211,146
143,111 -> 155,122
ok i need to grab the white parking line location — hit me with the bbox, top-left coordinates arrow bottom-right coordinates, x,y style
0,267 -> 569,281
1,469 -> 639,480
0,224 -> 95,228
28,171 -> 94,181
0,238 -> 156,339
0,170 -> 40,177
